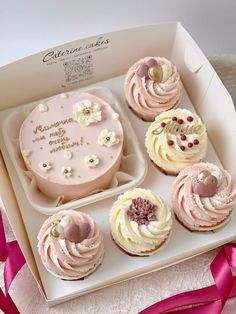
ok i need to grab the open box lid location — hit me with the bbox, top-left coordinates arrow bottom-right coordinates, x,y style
0,22 -> 236,303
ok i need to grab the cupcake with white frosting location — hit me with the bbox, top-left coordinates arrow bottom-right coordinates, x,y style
110,188 -> 172,256
124,56 -> 183,121
172,162 -> 236,231
37,210 -> 104,280
145,108 -> 207,175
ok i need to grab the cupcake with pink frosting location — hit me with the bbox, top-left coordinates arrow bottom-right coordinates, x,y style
124,56 -> 183,121
37,210 -> 104,280
172,162 -> 236,231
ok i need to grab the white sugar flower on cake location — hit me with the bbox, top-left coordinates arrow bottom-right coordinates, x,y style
61,166 -> 72,177
22,149 -> 31,157
84,154 -> 100,168
98,129 -> 119,147
64,151 -> 73,160
38,103 -> 48,112
112,113 -> 119,121
38,161 -> 52,172
73,99 -> 102,126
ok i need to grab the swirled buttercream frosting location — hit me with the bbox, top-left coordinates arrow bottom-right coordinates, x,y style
124,57 -> 183,121
145,108 -> 207,175
172,163 -> 236,231
37,210 -> 104,280
110,188 -> 172,256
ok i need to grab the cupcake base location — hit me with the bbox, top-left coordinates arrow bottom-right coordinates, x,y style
42,253 -> 104,281
111,232 -> 171,257
175,213 -> 232,233
151,160 -> 178,176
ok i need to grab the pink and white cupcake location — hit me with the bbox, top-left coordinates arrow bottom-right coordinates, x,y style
110,188 -> 172,256
172,162 -> 236,231
145,109 -> 207,175
124,57 -> 183,121
37,210 -> 104,280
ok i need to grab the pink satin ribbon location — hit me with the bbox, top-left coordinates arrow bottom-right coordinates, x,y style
140,243 -> 236,314
0,209 -> 26,314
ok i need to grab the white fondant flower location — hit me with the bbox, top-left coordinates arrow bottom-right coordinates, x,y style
60,93 -> 68,99
98,129 -> 119,147
84,154 -> 100,168
22,149 -> 31,157
61,166 -> 72,177
38,103 -> 48,112
64,151 -> 73,160
112,112 -> 120,121
38,161 -> 52,172
73,99 -> 102,126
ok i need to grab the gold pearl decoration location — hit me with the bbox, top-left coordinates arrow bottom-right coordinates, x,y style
148,65 -> 163,83
50,225 -> 60,238
198,170 -> 211,181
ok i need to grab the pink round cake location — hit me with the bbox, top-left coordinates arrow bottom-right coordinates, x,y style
124,56 -> 183,121
19,91 -> 123,201
172,162 -> 236,231
37,210 -> 104,280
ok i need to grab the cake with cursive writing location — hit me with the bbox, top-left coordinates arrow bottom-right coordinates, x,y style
110,188 -> 172,256
19,91 -> 123,202
124,56 -> 183,121
145,108 -> 207,175
37,210 -> 105,279
172,162 -> 236,231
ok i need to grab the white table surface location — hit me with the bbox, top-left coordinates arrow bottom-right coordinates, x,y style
1,1 -> 236,313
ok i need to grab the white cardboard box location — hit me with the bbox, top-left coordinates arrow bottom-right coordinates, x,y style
0,22 -> 236,306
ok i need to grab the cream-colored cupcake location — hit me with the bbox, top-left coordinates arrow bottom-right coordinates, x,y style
110,188 -> 172,256
37,210 -> 104,280
172,162 -> 236,232
124,56 -> 183,121
145,108 -> 207,175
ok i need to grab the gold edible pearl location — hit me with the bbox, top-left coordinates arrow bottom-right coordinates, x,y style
198,170 -> 211,181
50,225 -> 60,238
148,65 -> 163,83
83,108 -> 91,115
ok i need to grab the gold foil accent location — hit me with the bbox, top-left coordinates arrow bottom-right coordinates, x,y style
198,170 -> 211,181
152,121 -> 203,136
50,225 -> 60,238
148,65 -> 163,83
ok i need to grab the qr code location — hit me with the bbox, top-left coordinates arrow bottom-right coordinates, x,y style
63,55 -> 93,82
